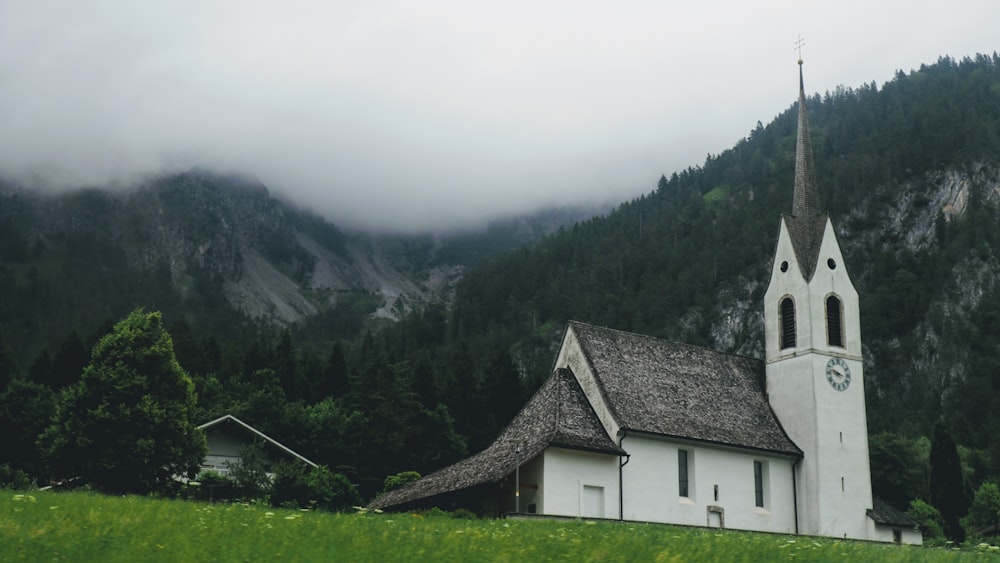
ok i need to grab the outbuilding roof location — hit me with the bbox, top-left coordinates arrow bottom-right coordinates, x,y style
370,367 -> 624,510
198,414 -> 318,468
568,321 -> 802,457
867,498 -> 919,529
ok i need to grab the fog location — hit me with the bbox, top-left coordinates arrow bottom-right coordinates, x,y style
1,1 -> 997,231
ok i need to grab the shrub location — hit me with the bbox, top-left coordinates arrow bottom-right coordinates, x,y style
382,471 -> 421,493
225,443 -> 271,501
190,470 -> 236,502
907,498 -> 945,544
963,481 -> 1000,540
269,463 -> 360,512
0,463 -> 33,489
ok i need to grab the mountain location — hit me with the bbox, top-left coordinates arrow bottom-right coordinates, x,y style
4,54 -> 1000,509
437,54 -> 1000,453
0,171 -> 604,366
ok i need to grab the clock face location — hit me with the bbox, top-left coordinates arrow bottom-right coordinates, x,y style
825,357 -> 851,391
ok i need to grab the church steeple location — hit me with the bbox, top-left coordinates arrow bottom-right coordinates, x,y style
783,60 -> 828,281
792,62 -> 821,220
764,52 -> 879,542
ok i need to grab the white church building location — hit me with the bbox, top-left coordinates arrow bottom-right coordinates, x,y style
371,62 -> 922,545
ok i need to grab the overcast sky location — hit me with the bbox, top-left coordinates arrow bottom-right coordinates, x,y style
1,1 -> 997,232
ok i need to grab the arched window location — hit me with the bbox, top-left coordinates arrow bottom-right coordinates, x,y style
779,297 -> 796,350
827,295 -> 844,348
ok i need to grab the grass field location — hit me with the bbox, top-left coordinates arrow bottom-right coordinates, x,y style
2,489 -> 996,561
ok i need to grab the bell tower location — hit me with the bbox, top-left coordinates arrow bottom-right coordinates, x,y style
763,58 -> 875,540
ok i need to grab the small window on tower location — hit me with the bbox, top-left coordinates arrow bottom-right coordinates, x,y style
827,295 -> 844,348
828,258 -> 837,269
780,261 -> 789,272
779,298 -> 796,349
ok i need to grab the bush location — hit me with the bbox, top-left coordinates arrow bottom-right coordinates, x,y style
907,498 -> 946,544
382,471 -> 421,493
0,464 -> 33,489
963,481 -> 1000,540
269,463 -> 360,512
189,470 -> 236,502
225,443 -> 271,501
450,508 -> 477,519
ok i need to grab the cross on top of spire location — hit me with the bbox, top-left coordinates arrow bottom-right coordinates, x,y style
795,35 -> 805,65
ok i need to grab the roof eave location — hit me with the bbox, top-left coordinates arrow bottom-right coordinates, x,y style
620,428 -> 803,459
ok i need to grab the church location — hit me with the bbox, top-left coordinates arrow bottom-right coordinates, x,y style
370,62 -> 923,545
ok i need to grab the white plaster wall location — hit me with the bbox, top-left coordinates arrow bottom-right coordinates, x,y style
542,448 -> 620,519
554,327 -> 620,439
900,528 -> 924,546
764,219 -> 811,360
763,220 -> 861,361
808,222 -> 862,359
763,218 -> 886,542
811,353 -> 874,540
866,520 -> 924,546
620,435 -> 796,534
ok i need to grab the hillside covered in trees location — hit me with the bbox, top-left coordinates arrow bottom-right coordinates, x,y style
3,54 -> 1000,539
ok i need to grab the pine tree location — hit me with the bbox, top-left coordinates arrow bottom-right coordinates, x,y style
930,422 -> 970,542
38,309 -> 207,493
321,341 -> 349,399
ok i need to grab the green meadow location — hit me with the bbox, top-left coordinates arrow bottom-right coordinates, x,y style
1,490 -> 996,562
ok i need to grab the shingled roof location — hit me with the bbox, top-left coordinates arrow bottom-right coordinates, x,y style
568,321 -> 802,456
370,367 -> 624,510
784,61 -> 829,282
867,498 -> 919,529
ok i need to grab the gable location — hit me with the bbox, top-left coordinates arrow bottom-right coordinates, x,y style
198,415 -> 318,468
566,321 -> 801,457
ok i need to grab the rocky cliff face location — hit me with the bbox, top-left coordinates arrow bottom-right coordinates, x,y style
702,166 -> 1000,342
0,171 -> 599,332
700,164 -> 1000,419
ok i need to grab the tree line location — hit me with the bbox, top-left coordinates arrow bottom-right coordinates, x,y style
4,53 -> 1000,542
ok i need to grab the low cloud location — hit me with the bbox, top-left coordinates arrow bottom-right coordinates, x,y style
1,1 -> 997,231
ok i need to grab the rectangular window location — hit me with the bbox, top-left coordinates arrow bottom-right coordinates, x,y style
678,449 -> 689,498
754,461 -> 764,508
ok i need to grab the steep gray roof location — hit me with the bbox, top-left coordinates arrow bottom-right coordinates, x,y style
199,414 -> 318,468
785,61 -> 828,281
370,368 -> 624,510
569,321 -> 802,456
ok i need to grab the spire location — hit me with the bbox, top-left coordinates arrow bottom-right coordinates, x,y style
783,58 -> 828,281
792,60 -> 821,220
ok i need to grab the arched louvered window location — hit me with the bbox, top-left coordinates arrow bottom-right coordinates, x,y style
779,297 -> 796,350
827,295 -> 844,348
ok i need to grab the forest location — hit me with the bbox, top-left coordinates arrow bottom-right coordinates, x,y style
3,53 -> 1000,542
